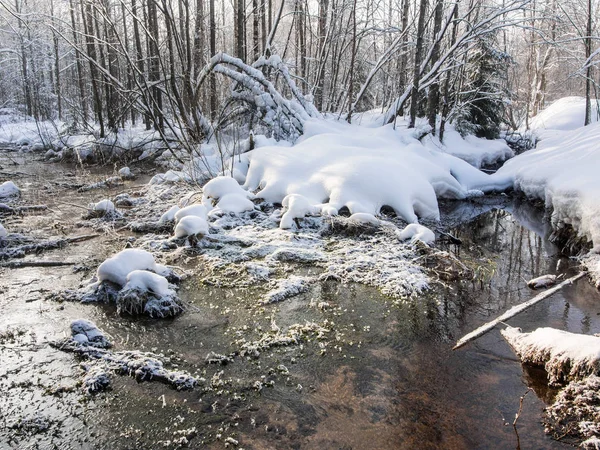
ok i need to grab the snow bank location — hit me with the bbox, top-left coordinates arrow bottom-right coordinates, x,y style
531,97 -> 599,133
203,176 -> 253,203
423,125 -> 513,169
174,215 -> 209,238
501,327 -> 600,385
280,194 -> 320,229
243,119 -> 496,224
0,181 -> 20,199
493,121 -> 600,251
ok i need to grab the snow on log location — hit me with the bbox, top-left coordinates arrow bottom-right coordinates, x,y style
501,326 -> 600,386
527,274 -> 557,289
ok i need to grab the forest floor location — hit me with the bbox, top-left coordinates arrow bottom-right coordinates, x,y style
1,149 -> 599,450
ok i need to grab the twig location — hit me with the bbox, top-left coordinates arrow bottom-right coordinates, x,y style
453,272 -> 586,350
54,200 -> 89,210
0,261 -> 76,268
513,388 -> 533,427
64,234 -> 100,243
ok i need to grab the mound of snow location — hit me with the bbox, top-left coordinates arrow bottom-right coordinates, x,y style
202,176 -> 253,203
492,121 -> 600,251
158,205 -> 180,224
71,319 -> 112,348
174,215 -> 209,238
90,199 -> 115,212
531,97 -> 599,133
501,327 -> 600,385
117,270 -> 182,317
216,193 -> 255,213
0,181 -> 20,199
0,222 -> 6,238
280,194 -> 320,229
397,224 -> 436,245
96,248 -> 166,287
118,167 -> 134,179
174,204 -> 208,222
243,120 -> 494,224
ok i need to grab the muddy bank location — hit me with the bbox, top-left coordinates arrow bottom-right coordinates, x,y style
1,152 -> 599,449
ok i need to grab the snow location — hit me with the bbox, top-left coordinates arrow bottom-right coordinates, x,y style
501,327 -> 600,385
70,319 -> 112,348
242,119 -> 496,224
263,276 -> 312,304
123,270 -> 174,298
202,176 -> 252,203
174,204 -> 208,222
90,199 -> 115,212
119,167 -> 134,179
0,222 -> 6,238
527,274 -> 557,289
530,97 -> 599,134
348,213 -> 381,227
493,120 -> 600,252
423,124 -> 513,169
0,181 -> 20,198
397,224 -> 436,245
280,194 -> 320,229
159,205 -> 180,224
96,248 -> 161,287
174,215 -> 209,238
215,193 -> 255,214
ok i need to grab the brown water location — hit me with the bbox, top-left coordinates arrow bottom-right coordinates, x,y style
1,152 -> 598,449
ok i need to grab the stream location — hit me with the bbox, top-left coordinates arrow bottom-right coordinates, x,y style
1,151 -> 599,449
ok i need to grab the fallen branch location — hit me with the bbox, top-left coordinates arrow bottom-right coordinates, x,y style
453,272 -> 585,350
0,260 -> 76,268
64,234 -> 100,244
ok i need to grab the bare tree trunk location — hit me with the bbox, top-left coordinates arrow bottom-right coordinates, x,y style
50,0 -> 62,120
584,0 -> 593,125
147,0 -> 164,130
409,0 -> 428,128
346,0 -> 357,122
427,0 -> 444,133
69,0 -> 88,123
314,0 -> 329,110
82,0 -> 105,137
210,0 -> 217,117
132,0 -> 150,129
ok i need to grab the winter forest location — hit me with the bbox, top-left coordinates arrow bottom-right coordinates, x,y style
2,0 -> 600,448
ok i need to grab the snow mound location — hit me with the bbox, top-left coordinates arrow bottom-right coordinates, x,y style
91,199 -> 115,212
0,222 -> 7,238
243,120 -> 495,224
96,248 -> 166,287
202,176 -> 252,204
215,193 -> 255,213
159,205 -> 180,224
493,121 -> 600,252
118,167 -> 134,179
0,181 -> 20,199
280,194 -> 320,229
174,204 -> 208,222
531,97 -> 599,133
397,224 -> 436,245
117,270 -> 182,317
70,319 -> 112,348
174,215 -> 209,238
501,327 -> 600,385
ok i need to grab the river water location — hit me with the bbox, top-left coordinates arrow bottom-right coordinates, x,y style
1,152 -> 598,449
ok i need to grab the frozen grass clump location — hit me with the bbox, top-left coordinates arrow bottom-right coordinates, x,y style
263,276 -> 312,304
501,327 -> 600,386
70,319 -> 112,348
545,375 -> 600,447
